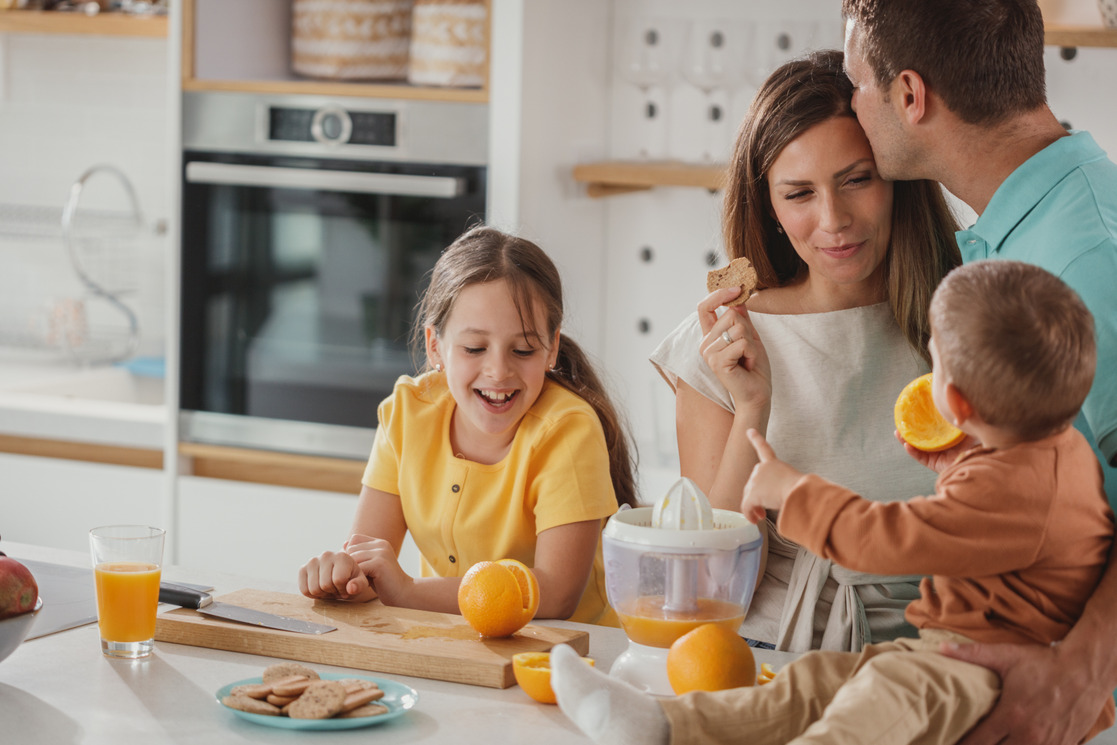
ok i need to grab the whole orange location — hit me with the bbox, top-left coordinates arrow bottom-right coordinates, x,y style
666,623 -> 755,695
457,559 -> 540,637
893,373 -> 966,452
512,651 -> 594,704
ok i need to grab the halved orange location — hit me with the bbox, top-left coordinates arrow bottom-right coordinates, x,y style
512,651 -> 594,704
894,373 -> 966,452
458,559 -> 540,637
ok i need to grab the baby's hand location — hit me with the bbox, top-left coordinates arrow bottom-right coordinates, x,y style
741,429 -> 804,523
298,549 -> 375,602
895,430 -> 975,473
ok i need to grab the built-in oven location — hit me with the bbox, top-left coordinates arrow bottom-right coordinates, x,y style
179,91 -> 487,458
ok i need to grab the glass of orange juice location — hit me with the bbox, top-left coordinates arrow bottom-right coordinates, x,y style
89,525 -> 165,659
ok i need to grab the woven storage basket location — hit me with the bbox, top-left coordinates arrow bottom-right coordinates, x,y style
292,0 -> 415,81
407,0 -> 487,87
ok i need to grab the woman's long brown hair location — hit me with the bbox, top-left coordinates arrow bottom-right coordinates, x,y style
722,49 -> 960,363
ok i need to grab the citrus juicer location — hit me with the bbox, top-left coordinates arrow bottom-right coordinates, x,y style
602,478 -> 762,695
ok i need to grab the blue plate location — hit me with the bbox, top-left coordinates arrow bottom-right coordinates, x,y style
216,672 -> 418,730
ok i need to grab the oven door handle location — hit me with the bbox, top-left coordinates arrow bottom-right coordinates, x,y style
185,162 -> 465,198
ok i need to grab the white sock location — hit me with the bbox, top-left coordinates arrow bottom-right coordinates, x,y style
551,644 -> 670,745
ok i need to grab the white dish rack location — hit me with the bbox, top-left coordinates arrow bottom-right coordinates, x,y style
0,165 -> 147,365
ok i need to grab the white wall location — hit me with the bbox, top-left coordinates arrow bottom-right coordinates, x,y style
584,0 -> 1117,499
0,33 -> 171,359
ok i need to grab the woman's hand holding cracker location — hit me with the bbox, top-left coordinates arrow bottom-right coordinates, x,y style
741,429 -> 804,523
697,288 -> 772,414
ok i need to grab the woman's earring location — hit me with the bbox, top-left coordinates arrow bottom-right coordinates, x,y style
775,221 -> 785,235
435,363 -> 443,373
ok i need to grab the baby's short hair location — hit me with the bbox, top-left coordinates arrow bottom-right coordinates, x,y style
930,260 -> 1095,441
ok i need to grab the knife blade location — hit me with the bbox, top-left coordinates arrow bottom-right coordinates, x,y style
158,583 -> 336,635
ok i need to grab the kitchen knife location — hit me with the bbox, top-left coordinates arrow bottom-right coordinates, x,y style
158,583 -> 336,635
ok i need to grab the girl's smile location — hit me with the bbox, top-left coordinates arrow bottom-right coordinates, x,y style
427,278 -> 559,462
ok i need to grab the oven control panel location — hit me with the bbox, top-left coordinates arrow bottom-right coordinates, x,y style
267,106 -> 397,148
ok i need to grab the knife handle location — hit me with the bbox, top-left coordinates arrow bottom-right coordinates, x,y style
159,582 -> 214,609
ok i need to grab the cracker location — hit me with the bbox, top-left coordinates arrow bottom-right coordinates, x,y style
706,257 -> 759,306
222,693 -> 282,716
270,675 -> 312,697
341,687 -> 386,711
230,682 -> 272,700
337,702 -> 391,719
286,679 -> 348,720
262,662 -> 320,684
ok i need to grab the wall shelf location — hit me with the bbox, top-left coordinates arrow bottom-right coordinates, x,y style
1044,25 -> 1117,48
572,161 -> 727,198
0,10 -> 167,38
182,0 -> 489,104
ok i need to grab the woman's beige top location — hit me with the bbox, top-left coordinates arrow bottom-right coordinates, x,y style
649,302 -> 937,652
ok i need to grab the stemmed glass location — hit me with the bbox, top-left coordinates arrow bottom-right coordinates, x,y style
615,16 -> 677,159
681,19 -> 747,162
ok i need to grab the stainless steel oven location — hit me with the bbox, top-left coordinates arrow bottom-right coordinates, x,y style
179,91 -> 487,458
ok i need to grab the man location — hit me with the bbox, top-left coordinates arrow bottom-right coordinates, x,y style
841,1 -> 1117,743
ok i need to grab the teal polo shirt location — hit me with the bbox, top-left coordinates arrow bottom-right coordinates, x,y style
956,131 -> 1117,510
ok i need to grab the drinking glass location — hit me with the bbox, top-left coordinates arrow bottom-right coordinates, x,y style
614,16 -> 677,159
89,525 -> 165,659
681,18 -> 746,161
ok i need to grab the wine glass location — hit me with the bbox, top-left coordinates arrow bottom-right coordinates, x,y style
615,16 -> 678,159
681,19 -> 747,162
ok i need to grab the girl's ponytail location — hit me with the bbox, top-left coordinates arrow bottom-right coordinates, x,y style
550,334 -> 638,509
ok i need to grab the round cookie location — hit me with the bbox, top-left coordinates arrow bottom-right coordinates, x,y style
222,693 -> 282,716
286,679 -> 348,720
338,702 -> 391,719
262,662 -> 320,684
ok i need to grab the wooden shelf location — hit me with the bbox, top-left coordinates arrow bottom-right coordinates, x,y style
572,160 -> 728,198
1044,25 -> 1117,48
182,77 -> 488,104
181,0 -> 490,104
0,9 -> 168,38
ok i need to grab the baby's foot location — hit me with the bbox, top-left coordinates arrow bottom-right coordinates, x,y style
550,644 -> 669,745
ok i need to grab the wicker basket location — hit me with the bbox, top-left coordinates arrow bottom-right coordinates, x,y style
292,0 -> 415,81
407,0 -> 487,88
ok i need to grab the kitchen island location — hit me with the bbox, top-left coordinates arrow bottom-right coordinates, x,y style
2,542 -> 789,745
5,542 -> 1117,745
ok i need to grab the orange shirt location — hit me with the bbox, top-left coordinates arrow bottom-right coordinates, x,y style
778,426 -> 1113,647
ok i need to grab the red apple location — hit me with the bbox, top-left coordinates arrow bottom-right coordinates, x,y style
0,556 -> 38,620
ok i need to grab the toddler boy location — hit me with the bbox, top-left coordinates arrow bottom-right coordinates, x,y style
552,260 -> 1114,745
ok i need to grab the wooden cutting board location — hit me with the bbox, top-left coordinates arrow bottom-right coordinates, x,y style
154,588 -> 589,689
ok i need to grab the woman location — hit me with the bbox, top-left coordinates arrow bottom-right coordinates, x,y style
650,50 -> 961,652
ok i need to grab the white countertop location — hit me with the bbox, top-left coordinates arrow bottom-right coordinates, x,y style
5,543 -> 1115,745
0,542 -> 798,745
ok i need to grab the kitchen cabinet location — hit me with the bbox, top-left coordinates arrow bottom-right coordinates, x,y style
175,475 -> 421,584
0,451 -> 163,553
0,9 -> 167,37
181,0 -> 490,103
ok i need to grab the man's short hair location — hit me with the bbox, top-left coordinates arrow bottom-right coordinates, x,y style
843,0 -> 1047,124
930,260 -> 1095,441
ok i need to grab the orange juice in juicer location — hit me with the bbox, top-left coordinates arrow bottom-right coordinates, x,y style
603,478 -> 762,695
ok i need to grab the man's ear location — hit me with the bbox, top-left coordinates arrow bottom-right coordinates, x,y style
893,69 -> 928,126
944,382 -> 975,426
